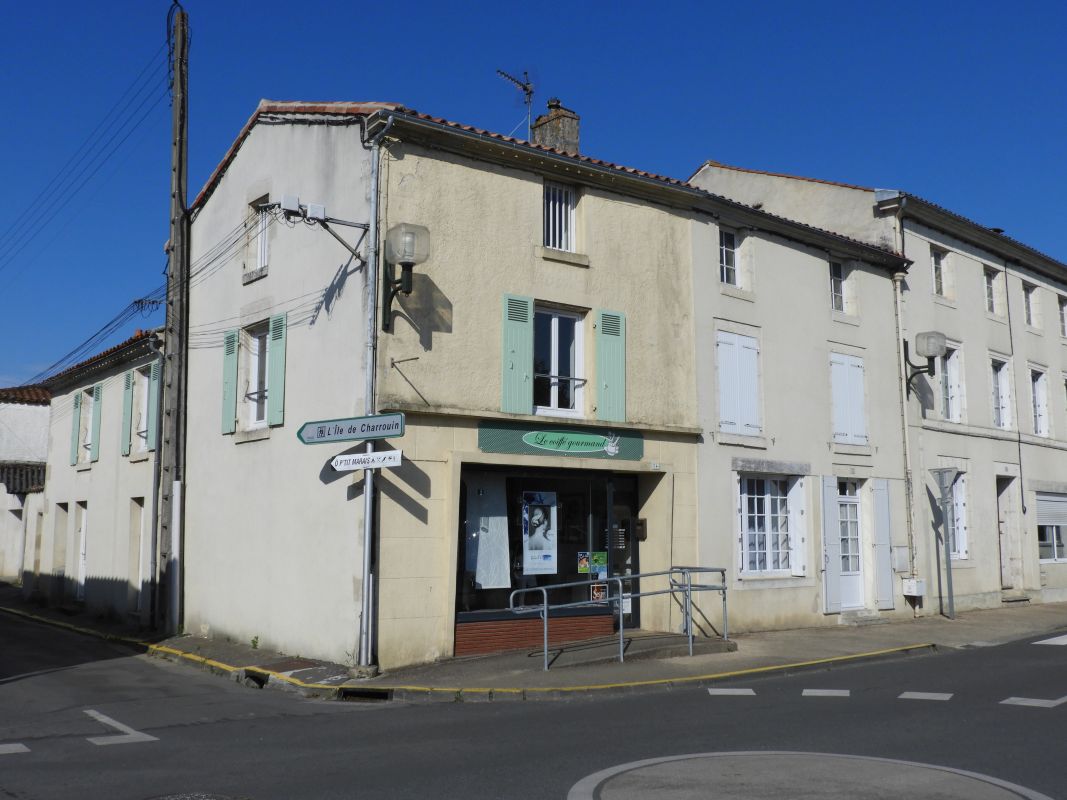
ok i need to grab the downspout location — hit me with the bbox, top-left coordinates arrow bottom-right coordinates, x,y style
1002,257 -> 1027,514
147,335 -> 165,627
357,113 -> 394,671
891,201 -> 919,584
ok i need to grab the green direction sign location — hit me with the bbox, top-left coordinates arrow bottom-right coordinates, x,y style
297,412 -> 405,445
479,421 -> 643,460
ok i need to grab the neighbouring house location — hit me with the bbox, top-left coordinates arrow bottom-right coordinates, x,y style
0,385 -> 49,586
178,98 -> 911,670
691,161 -> 1067,613
35,330 -> 162,622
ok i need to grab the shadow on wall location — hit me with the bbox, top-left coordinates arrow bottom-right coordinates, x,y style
394,273 -> 453,351
17,571 -> 158,630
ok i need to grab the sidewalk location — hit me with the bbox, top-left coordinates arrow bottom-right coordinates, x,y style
3,580 -> 1066,703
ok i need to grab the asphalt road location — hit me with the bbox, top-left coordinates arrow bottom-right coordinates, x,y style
2,612 -> 1065,799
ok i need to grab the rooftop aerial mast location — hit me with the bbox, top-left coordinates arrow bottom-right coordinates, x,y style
496,69 -> 535,140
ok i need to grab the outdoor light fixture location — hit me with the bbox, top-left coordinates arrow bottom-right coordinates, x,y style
904,330 -> 947,395
382,223 -> 431,332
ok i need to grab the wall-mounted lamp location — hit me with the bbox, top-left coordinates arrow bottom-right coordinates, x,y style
904,330 -> 947,396
382,223 -> 431,332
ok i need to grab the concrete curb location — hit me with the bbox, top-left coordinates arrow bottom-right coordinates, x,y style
1,603 -> 938,702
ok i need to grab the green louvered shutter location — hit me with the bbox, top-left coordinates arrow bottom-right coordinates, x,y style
222,330 -> 239,434
501,295 -> 534,414
147,360 -> 160,451
596,310 -> 626,422
120,371 -> 134,456
89,383 -> 103,462
69,393 -> 82,466
267,313 -> 287,426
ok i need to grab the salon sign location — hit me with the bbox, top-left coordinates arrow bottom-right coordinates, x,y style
479,421 -> 643,460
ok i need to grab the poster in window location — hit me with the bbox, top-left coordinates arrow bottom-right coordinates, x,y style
522,491 -> 557,575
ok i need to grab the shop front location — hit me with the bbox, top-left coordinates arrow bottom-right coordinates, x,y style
455,421 -> 648,656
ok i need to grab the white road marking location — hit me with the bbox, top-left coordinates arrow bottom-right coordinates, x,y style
83,709 -> 158,746
899,692 -> 953,701
802,689 -> 850,697
1033,634 -> 1067,646
0,744 -> 30,755
707,688 -> 756,696
1000,694 -> 1067,708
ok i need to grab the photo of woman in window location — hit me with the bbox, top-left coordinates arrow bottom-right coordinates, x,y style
522,491 -> 558,575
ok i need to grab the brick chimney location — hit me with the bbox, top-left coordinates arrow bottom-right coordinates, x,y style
531,98 -> 580,154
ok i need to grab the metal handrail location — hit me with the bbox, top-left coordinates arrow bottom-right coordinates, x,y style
509,566 -> 727,671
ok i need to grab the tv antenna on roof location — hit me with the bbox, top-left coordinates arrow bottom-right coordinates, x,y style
497,69 -> 535,140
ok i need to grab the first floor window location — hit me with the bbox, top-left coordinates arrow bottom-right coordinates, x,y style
246,323 -> 269,428
1024,283 -> 1038,327
829,261 -> 845,312
1031,368 -> 1049,436
990,358 -> 1012,429
741,476 -> 798,572
985,268 -> 998,313
133,366 -> 151,451
939,345 -> 963,422
720,230 -> 738,285
717,330 -> 761,435
534,307 -> 583,414
948,473 -> 968,559
931,247 -> 946,296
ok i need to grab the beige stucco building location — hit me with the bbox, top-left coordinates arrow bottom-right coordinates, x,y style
177,100 -> 915,669
33,332 -> 161,621
691,161 -> 1067,615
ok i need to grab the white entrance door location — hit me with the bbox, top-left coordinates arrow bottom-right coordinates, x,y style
76,503 -> 88,601
838,481 -> 864,609
996,477 -> 1017,590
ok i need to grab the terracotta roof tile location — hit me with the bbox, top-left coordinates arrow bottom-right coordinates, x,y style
42,330 -> 157,388
0,385 -> 50,405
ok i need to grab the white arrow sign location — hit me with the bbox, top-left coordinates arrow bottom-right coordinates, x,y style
331,450 -> 402,472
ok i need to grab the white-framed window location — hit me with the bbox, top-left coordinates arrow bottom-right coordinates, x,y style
830,352 -> 867,444
1059,297 -> 1067,337
533,306 -> 584,416
1023,283 -> 1038,327
990,357 -> 1012,430
931,247 -> 947,297
717,330 -> 761,436
720,230 -> 738,286
1036,493 -> 1067,561
830,261 -> 846,312
948,473 -> 968,559
245,322 -> 270,429
78,387 -> 94,463
739,475 -> 805,574
1031,367 -> 1049,436
246,196 -> 271,273
133,366 -> 151,452
543,182 -> 576,253
938,345 -> 963,423
838,480 -> 861,575
984,268 -> 998,314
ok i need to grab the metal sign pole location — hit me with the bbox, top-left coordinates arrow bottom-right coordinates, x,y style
930,468 -> 959,620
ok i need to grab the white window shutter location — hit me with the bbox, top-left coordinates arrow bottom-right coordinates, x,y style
739,336 -> 761,433
717,332 -> 740,434
849,357 -> 867,442
822,476 -> 842,613
872,479 -> 894,610
947,351 -> 960,420
830,355 -> 850,442
952,475 -> 968,557
789,478 -> 806,577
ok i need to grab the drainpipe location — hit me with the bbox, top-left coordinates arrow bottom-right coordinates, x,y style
357,113 -> 395,671
147,335 -> 165,627
892,270 -> 918,582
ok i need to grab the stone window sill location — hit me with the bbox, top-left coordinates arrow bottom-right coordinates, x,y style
716,431 -> 767,449
832,311 -> 861,327
235,427 -> 271,444
243,266 -> 269,285
720,284 -> 755,303
536,246 -> 589,268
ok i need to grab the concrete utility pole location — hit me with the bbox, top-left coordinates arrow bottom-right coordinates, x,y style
159,3 -> 189,634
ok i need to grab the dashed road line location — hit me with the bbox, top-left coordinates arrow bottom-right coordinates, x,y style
1033,634 -> 1067,646
898,692 -> 953,701
707,688 -> 756,696
1000,694 -> 1067,709
0,743 -> 30,755
83,710 -> 158,746
802,689 -> 850,697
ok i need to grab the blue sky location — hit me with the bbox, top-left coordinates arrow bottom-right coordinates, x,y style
2,0 -> 1065,385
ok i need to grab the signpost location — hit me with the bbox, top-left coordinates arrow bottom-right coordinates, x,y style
297,412 -> 404,445
331,450 -> 402,472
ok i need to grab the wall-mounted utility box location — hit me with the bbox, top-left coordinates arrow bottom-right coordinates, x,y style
902,578 -> 926,597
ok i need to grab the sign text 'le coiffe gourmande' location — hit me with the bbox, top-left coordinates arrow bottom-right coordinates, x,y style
296,412 -> 405,445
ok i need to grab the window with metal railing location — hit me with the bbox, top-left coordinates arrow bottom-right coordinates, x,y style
543,182 -> 576,252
